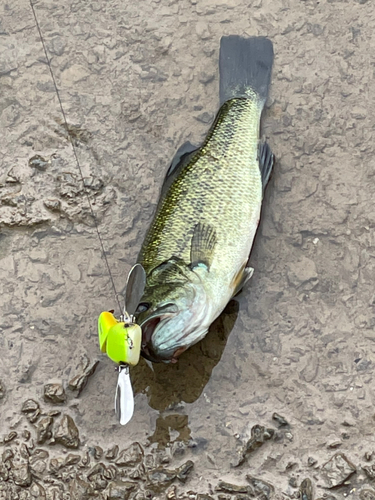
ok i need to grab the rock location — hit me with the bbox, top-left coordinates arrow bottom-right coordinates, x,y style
29,452 -> 48,477
49,36 -> 66,56
49,457 -> 65,473
166,485 -> 177,499
195,21 -> 211,39
0,463 -> 9,481
361,490 -> 375,500
54,415 -> 79,449
105,445 -> 119,460
246,475 -> 274,498
308,457 -> 318,467
87,462 -> 108,490
69,477 -> 94,500
287,256 -> 318,288
68,356 -> 99,395
18,443 -> 28,460
328,441 -> 342,449
30,482 -> 47,499
215,481 -> 251,494
129,463 -> 146,480
44,383 -> 66,404
115,443 -> 144,467
319,453 -> 356,488
104,464 -> 117,481
232,425 -> 275,467
31,448 -> 49,460
171,441 -> 186,458
107,481 -> 137,500
363,465 -> 375,480
21,399 -> 40,423
83,176 -> 103,191
36,416 -> 53,444
44,199 -> 61,212
64,453 -> 81,466
299,478 -> 313,500
2,448 -> 14,462
147,467 -> 177,492
197,496 -> 214,500
195,112 -> 213,124
29,155 -> 50,171
198,71 -> 215,84
0,380 -> 5,400
272,413 -> 289,427
89,445 -> 103,459
176,460 -> 194,483
22,430 -> 31,441
12,463 -> 32,487
4,431 -> 17,443
47,410 -> 61,417
81,451 -> 90,467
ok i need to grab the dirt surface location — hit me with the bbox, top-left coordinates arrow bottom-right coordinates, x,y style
1,0 -> 375,498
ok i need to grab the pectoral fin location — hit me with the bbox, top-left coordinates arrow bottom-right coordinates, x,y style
232,266 -> 254,297
190,222 -> 217,270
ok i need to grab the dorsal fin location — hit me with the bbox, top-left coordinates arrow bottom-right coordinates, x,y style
161,141 -> 199,197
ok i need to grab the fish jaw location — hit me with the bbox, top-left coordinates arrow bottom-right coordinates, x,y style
140,315 -> 171,363
139,283 -> 211,363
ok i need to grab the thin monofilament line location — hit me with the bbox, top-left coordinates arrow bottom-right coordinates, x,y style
29,0 -> 122,314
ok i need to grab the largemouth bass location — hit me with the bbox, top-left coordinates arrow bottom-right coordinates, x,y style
135,35 -> 274,363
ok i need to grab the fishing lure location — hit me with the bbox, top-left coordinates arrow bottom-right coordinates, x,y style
29,1 -> 147,427
98,264 -> 146,425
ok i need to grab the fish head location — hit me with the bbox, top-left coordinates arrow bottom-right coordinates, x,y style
135,279 -> 209,363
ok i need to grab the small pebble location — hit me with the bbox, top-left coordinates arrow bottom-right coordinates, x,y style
289,477 -> 298,488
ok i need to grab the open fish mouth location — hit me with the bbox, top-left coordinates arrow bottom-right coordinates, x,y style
140,315 -> 171,363
140,312 -> 191,363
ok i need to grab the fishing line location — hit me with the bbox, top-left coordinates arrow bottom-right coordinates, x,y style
29,0 -> 122,314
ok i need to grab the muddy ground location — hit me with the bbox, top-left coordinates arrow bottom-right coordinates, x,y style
1,0 -> 375,498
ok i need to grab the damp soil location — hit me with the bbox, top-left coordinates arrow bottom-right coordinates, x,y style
1,0 -> 375,498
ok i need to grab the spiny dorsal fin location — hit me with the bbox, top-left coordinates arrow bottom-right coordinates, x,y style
161,141 -> 199,197
190,222 -> 217,270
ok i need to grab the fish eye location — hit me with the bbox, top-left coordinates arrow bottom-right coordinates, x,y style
136,302 -> 150,313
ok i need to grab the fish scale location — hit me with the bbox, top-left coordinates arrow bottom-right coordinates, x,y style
140,97 -> 263,282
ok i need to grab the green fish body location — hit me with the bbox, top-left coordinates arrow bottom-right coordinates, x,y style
135,36 -> 274,363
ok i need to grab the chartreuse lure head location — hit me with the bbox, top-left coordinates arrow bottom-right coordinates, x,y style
98,312 -> 141,366
98,263 -> 146,426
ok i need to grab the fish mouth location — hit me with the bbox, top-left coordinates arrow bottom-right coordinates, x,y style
140,314 -> 170,363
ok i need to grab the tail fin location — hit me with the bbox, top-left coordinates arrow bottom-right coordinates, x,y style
219,36 -> 273,107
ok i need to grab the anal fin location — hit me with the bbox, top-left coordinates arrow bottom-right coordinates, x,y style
258,141 -> 274,191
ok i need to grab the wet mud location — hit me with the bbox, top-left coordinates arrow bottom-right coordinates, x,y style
2,0 -> 375,497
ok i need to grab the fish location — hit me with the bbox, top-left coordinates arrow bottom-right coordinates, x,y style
134,35 -> 274,363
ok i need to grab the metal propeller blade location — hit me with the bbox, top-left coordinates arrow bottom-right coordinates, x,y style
124,263 -> 146,317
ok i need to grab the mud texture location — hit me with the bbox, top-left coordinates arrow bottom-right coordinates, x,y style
2,0 -> 375,498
